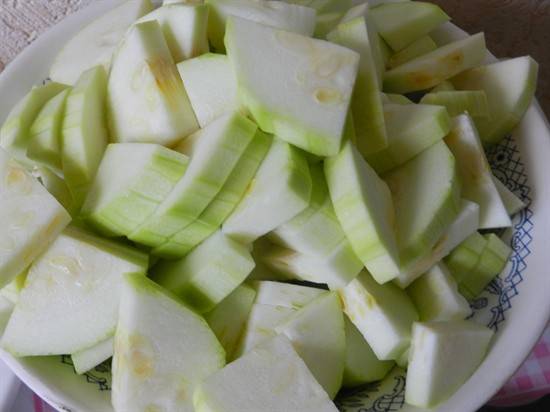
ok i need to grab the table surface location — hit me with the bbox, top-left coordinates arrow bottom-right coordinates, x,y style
1,1 -> 549,411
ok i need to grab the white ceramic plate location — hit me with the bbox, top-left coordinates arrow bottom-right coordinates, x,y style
1,2 -> 550,411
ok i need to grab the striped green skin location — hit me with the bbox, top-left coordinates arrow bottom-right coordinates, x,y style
27,88 -> 71,173
407,263 -> 471,322
444,232 -> 486,285
325,141 -> 400,284
61,66 -> 109,211
136,3 -> 209,62
129,113 -> 257,247
263,239 -> 363,289
153,131 -> 271,258
387,35 -> 437,69
328,16 -> 388,155
383,33 -> 486,94
207,0 -> 317,51
458,233 -> 511,299
420,91 -> 489,118
81,143 -> 190,237
151,231 -> 255,314
366,103 -> 451,175
284,0 -> 352,39
370,2 -> 449,51
222,139 -> 312,244
0,82 -> 68,160
383,140 -> 461,272
269,164 -> 346,257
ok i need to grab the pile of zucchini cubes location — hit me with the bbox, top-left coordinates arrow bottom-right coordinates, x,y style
0,0 -> 538,410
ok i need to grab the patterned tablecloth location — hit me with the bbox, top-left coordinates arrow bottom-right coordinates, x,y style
1,0 -> 550,410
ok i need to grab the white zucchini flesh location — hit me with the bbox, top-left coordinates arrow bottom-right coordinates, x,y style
0,149 -> 71,289
325,141 -> 400,284
206,0 -> 317,51
452,56 -> 538,145
395,199 -> 480,288
137,3 -> 209,62
339,3 -> 385,86
112,274 -> 225,412
365,103 -> 451,174
205,284 -> 256,361
130,113 -> 257,247
177,54 -> 240,128
49,0 -> 154,85
194,335 -> 338,412
387,35 -> 437,69
234,303 -> 295,357
225,16 -> 360,156
31,166 -> 76,215
269,164 -> 346,257
275,292 -> 346,399
82,143 -> 189,237
445,114 -> 511,229
343,317 -> 394,388
251,281 -> 325,309
1,227 -> 148,356
263,240 -> 363,289
107,20 -> 199,146
339,271 -> 419,360
236,282 -> 324,356
493,175 -> 525,216
71,337 -> 114,375
405,320 -> 494,408
222,139 -> 312,243
407,263 -> 471,322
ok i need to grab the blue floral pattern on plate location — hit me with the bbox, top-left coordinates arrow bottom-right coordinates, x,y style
55,135 -> 534,410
